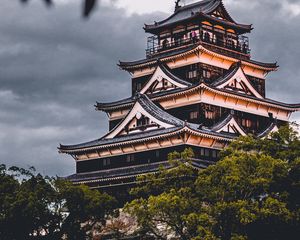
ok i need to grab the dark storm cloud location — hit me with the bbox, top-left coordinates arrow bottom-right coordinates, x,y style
0,0 -> 299,176
0,0 -> 164,175
224,0 -> 300,101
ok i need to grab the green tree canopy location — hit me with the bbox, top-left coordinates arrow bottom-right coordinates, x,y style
0,165 -> 116,240
126,125 -> 300,240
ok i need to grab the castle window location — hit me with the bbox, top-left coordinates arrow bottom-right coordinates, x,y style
200,148 -> 205,156
103,158 -> 111,166
205,110 -> 215,119
188,70 -> 197,79
205,149 -> 210,157
137,116 -> 150,127
190,111 -> 199,120
136,83 -> 142,91
203,69 -> 211,79
242,119 -> 252,128
212,150 -> 217,158
155,150 -> 160,158
126,154 -> 135,163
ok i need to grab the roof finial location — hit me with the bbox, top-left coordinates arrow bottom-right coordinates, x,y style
175,0 -> 181,12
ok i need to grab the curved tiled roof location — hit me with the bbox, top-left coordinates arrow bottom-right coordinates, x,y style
118,44 -> 196,69
97,82 -> 300,113
97,63 -> 192,111
137,94 -> 185,127
257,121 -> 278,138
96,96 -> 133,111
60,94 -> 235,153
119,43 -> 278,71
211,61 -> 264,99
211,62 -> 240,87
97,64 -> 299,112
209,113 -> 235,132
59,126 -> 183,152
66,159 -> 214,185
144,0 -> 252,33
159,63 -> 193,87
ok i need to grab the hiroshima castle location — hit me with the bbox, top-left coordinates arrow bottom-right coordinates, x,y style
59,0 -> 300,190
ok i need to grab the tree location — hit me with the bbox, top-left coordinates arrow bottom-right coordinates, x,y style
130,148 -> 196,197
196,153 -> 292,240
56,180 -> 117,239
221,124 -> 300,163
0,165 -> 117,240
20,0 -> 98,17
126,125 -> 300,240
126,148 -> 217,240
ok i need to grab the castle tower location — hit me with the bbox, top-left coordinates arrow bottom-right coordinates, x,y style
59,0 -> 300,190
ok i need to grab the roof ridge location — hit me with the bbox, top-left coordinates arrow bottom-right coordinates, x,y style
210,113 -> 235,131
177,0 -> 220,12
158,62 -> 193,87
137,94 -> 185,127
211,62 -> 240,87
257,119 -> 278,138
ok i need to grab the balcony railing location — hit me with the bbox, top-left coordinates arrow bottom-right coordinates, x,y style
146,33 -> 250,59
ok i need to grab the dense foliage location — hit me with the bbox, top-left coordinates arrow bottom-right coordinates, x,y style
126,125 -> 300,240
0,166 -> 116,240
1,125 -> 299,239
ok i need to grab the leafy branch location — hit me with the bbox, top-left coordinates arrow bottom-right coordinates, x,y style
20,0 -> 98,17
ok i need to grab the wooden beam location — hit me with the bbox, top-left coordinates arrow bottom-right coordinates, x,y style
144,142 -> 150,150
119,147 -> 124,153
186,133 -> 192,143
235,99 -> 239,106
107,148 -> 112,155
169,137 -> 174,145
184,132 -> 188,143
213,93 -> 217,100
257,104 -> 261,110
224,96 -> 229,103
198,136 -> 204,145
180,133 -> 185,143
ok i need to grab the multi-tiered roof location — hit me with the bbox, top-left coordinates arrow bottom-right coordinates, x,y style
59,0 -> 300,190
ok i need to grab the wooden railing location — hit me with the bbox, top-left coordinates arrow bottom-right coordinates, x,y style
146,33 -> 250,59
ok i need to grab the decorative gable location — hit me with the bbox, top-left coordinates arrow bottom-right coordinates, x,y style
215,117 -> 247,136
208,113 -> 247,136
212,9 -> 226,20
104,95 -> 183,139
210,4 -> 235,23
258,122 -> 279,139
214,66 -> 263,99
140,65 -> 191,95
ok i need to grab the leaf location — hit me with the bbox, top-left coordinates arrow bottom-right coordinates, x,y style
44,0 -> 53,6
84,0 -> 97,17
20,0 -> 53,6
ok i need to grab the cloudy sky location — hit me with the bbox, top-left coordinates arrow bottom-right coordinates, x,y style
0,0 -> 300,176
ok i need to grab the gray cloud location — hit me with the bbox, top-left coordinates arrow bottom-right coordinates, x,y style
0,0 -> 299,176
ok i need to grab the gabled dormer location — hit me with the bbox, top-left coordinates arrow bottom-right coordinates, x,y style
204,113 -> 247,136
211,63 -> 264,99
210,1 -> 236,23
203,112 -> 247,137
104,94 -> 185,139
257,121 -> 279,139
139,63 -> 192,95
